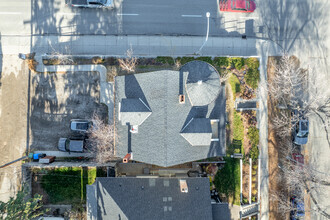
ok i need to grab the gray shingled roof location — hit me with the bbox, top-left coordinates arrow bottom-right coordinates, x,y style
183,61 -> 221,106
119,98 -> 152,125
114,64 -> 226,167
180,118 -> 212,146
88,177 -> 213,220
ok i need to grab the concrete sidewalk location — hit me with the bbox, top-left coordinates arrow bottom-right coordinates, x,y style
0,35 -> 282,57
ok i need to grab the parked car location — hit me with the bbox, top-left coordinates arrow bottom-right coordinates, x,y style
292,153 -> 304,165
291,110 -> 309,145
58,138 -> 85,153
219,0 -> 256,13
70,119 -> 93,134
66,0 -> 114,8
290,196 -> 305,219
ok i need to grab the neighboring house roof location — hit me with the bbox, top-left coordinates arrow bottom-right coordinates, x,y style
119,98 -> 152,126
180,118 -> 212,146
87,177 -> 213,220
184,61 -> 221,106
114,61 -> 226,167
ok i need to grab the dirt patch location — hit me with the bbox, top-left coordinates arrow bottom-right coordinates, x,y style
29,71 -> 107,151
0,55 -> 29,202
242,163 -> 250,200
267,57 -> 289,220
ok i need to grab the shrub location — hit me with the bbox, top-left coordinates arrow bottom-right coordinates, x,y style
196,56 -> 213,65
245,57 -> 259,70
176,57 -> 194,65
229,57 -> 245,70
243,198 -> 248,204
214,57 -> 229,68
252,189 -> 258,195
92,56 -> 105,64
252,196 -> 256,202
252,164 -> 258,170
245,68 -> 260,89
252,176 -> 257,182
252,170 -> 257,175
156,56 -> 174,65
250,145 -> 259,162
248,126 -> 259,146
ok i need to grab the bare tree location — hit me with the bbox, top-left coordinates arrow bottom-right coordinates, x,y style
268,55 -> 308,110
118,48 -> 137,72
87,114 -> 116,163
47,39 -> 75,65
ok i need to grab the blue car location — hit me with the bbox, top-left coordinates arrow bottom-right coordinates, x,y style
290,196 -> 305,219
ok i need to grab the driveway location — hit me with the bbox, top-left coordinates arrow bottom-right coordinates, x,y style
29,71 -> 107,151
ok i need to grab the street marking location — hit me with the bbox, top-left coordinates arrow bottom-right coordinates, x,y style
117,13 -> 139,16
0,12 -> 22,15
181,14 -> 202,17
58,12 -> 80,15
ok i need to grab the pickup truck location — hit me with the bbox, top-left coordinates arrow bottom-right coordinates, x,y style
67,0 -> 114,8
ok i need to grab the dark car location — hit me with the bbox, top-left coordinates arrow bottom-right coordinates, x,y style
58,138 -> 85,152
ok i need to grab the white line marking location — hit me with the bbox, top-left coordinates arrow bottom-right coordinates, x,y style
117,13 -> 139,16
58,13 -> 80,15
181,14 -> 202,17
0,12 -> 22,15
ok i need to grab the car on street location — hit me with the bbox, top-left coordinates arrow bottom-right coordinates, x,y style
219,0 -> 256,13
66,0 -> 114,8
70,119 -> 93,134
290,196 -> 305,219
58,138 -> 85,153
291,110 -> 309,145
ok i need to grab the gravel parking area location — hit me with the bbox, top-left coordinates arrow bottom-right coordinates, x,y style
29,71 -> 107,151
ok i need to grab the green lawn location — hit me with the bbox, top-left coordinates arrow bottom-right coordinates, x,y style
40,167 -> 96,204
214,157 -> 241,205
228,74 -> 241,99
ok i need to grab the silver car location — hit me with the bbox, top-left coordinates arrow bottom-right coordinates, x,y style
70,119 -> 92,133
291,110 -> 309,145
68,0 -> 114,8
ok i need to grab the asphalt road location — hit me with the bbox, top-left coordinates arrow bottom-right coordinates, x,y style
0,0 -> 296,39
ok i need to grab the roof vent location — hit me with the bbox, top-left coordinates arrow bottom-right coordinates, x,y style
197,80 -> 202,85
179,180 -> 188,193
123,152 -> 133,163
179,95 -> 185,104
130,125 -> 138,133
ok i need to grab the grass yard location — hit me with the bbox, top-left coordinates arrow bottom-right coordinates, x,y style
228,74 -> 241,99
37,167 -> 97,204
214,157 -> 241,205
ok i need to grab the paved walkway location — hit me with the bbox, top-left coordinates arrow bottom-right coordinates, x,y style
1,35 -> 282,57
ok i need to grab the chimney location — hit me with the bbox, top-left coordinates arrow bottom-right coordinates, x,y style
179,180 -> 188,193
179,95 -> 185,104
123,152 -> 133,163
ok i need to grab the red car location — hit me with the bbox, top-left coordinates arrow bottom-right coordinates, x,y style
219,0 -> 256,13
